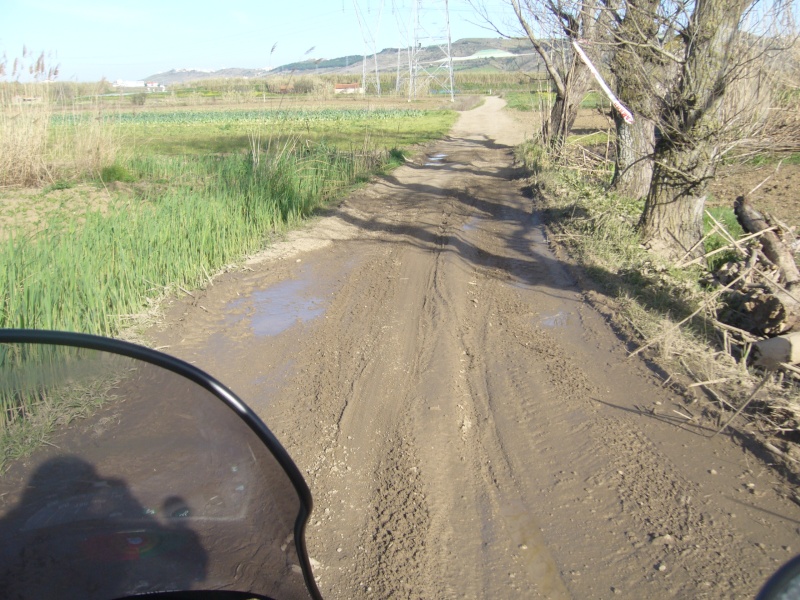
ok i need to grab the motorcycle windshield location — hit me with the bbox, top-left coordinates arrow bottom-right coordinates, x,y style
0,336 -> 316,600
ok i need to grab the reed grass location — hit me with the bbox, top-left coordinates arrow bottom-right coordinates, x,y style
0,141 -> 393,464
0,82 -> 122,186
0,144 -> 379,336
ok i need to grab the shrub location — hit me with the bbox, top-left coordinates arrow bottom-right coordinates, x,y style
100,164 -> 135,183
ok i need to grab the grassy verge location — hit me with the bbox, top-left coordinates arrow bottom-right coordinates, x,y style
1,105 -> 456,338
0,143 -> 409,335
519,140 -> 800,472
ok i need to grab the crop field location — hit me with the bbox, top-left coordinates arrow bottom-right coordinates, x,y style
97,106 -> 451,155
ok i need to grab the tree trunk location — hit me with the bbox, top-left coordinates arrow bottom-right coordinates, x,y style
734,196 -> 800,290
638,141 -> 716,260
611,115 -> 655,199
543,62 -> 591,152
543,95 -> 574,151
609,0 -> 661,199
639,0 -> 752,260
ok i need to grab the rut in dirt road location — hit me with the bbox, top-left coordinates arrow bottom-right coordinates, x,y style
151,97 -> 800,599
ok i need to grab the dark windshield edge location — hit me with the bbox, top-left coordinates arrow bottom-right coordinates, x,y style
0,329 -> 323,600
115,593 -> 274,599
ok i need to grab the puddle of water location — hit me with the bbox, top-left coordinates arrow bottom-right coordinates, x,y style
541,311 -> 568,328
224,266 -> 326,337
424,153 -> 448,167
462,216 -> 482,232
250,279 -> 325,336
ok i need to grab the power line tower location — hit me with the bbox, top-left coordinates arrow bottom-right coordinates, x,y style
407,0 -> 455,102
353,0 -> 385,95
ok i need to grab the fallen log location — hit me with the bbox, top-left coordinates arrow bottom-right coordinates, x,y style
733,196 -> 800,335
734,196 -> 800,289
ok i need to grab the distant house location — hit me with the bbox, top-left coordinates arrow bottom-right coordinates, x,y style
334,82 -> 364,95
113,80 -> 166,92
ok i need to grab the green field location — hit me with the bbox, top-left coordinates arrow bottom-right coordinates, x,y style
504,90 -> 610,112
51,106 -> 453,154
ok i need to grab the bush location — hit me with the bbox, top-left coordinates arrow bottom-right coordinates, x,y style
100,164 -> 135,183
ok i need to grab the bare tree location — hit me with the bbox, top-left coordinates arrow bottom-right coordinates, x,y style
605,0 -> 663,199
473,0 -> 610,151
637,0 -> 793,260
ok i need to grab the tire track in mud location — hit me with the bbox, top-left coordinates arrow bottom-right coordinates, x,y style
466,259 -> 771,597
406,188 -> 571,598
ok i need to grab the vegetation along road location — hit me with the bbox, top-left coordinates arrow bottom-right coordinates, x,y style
148,98 -> 800,598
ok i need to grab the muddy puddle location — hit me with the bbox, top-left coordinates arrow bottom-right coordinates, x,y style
541,311 -> 568,328
224,264 -> 328,337
461,216 -> 483,232
424,153 -> 448,167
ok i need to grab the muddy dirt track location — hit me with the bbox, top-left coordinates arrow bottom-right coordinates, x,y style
149,97 -> 800,599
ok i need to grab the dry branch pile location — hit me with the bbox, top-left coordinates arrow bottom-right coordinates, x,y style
667,196 -> 800,467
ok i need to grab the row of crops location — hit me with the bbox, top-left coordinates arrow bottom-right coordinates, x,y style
52,108 -> 428,126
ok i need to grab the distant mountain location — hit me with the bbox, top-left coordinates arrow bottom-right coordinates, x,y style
147,67 -> 273,85
144,38 -> 543,85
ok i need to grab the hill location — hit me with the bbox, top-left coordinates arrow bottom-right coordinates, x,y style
145,38 -> 543,85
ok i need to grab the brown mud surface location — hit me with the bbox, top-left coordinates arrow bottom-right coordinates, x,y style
709,161 -> 800,228
147,97 -> 800,599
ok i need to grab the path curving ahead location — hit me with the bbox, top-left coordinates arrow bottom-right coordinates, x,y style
151,98 -> 800,599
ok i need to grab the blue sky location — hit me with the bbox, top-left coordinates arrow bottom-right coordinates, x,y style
2,0 -> 511,82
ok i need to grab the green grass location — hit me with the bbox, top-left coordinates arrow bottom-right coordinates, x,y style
568,131 -> 610,146
504,90 -> 611,112
704,206 -> 746,271
42,180 -> 75,192
51,107 -> 455,156
100,163 -> 136,183
742,152 -> 800,167
0,145 -> 388,335
504,91 -> 554,111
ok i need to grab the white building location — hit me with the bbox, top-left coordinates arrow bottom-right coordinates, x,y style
113,80 -> 166,91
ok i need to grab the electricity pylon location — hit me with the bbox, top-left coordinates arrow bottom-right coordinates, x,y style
407,0 -> 455,102
353,0 -> 385,95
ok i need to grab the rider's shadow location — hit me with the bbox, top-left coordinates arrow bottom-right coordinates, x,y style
0,455 -> 208,599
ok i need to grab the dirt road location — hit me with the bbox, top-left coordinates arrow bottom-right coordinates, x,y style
149,97 -> 800,599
